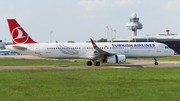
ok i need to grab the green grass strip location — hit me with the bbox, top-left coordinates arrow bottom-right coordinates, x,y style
0,68 -> 180,100
0,58 -> 128,66
0,58 -> 86,66
0,56 -> 179,66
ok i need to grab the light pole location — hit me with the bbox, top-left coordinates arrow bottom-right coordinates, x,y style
111,28 -> 113,42
106,26 -> 109,42
114,30 -> 116,39
50,31 -> 52,43
135,27 -> 136,42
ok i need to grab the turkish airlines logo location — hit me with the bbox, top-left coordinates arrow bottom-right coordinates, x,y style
11,26 -> 29,44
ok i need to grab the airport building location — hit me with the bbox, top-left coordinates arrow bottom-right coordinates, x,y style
0,40 -> 5,50
112,13 -> 180,54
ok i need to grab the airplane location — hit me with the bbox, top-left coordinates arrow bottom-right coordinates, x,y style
5,19 -> 174,66
0,49 -> 15,55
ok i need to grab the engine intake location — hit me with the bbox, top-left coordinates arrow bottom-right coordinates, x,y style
107,55 -> 126,63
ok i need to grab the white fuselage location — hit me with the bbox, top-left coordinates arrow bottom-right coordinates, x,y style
5,42 -> 174,59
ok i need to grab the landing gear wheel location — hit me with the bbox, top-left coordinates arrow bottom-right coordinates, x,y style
86,61 -> 92,66
155,62 -> 158,65
154,58 -> 158,65
94,61 -> 100,66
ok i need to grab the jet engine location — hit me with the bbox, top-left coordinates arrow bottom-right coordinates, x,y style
106,55 -> 126,63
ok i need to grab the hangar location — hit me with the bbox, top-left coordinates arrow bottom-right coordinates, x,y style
0,40 -> 5,49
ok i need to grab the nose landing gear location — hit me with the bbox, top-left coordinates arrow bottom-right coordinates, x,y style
154,58 -> 158,65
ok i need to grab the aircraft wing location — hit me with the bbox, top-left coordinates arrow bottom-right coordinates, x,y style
90,38 -> 115,60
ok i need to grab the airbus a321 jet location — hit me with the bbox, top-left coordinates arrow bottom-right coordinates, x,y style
5,19 -> 174,66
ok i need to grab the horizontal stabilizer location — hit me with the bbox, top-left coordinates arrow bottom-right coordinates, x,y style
12,46 -> 27,51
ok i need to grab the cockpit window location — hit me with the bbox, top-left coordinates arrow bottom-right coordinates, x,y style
165,46 -> 169,49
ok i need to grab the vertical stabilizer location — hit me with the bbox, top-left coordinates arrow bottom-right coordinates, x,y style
7,19 -> 37,44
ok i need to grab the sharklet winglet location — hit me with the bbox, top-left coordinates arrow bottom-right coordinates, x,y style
90,38 -> 97,49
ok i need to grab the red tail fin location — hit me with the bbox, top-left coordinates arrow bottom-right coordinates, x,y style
7,19 -> 37,44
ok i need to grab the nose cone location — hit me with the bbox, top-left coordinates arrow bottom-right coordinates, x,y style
170,49 -> 175,56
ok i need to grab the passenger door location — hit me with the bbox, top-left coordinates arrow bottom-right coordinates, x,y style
35,45 -> 41,56
157,46 -> 161,53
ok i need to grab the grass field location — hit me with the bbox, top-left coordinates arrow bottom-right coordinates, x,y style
1,68 -> 180,101
0,58 -> 87,66
0,56 -> 180,100
0,58 -> 129,66
0,56 -> 179,66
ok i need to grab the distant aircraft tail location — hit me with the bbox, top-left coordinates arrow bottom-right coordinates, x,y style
7,19 -> 37,44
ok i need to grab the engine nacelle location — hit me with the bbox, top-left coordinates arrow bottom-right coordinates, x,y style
106,55 -> 126,63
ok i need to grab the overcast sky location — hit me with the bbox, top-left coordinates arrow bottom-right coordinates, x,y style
0,0 -> 180,43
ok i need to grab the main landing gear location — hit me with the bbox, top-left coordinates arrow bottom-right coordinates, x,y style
94,61 -> 100,66
154,58 -> 158,65
86,61 -> 101,66
86,61 -> 92,66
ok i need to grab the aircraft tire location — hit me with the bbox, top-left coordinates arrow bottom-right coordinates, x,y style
94,61 -> 100,66
86,61 -> 92,66
155,62 -> 158,65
